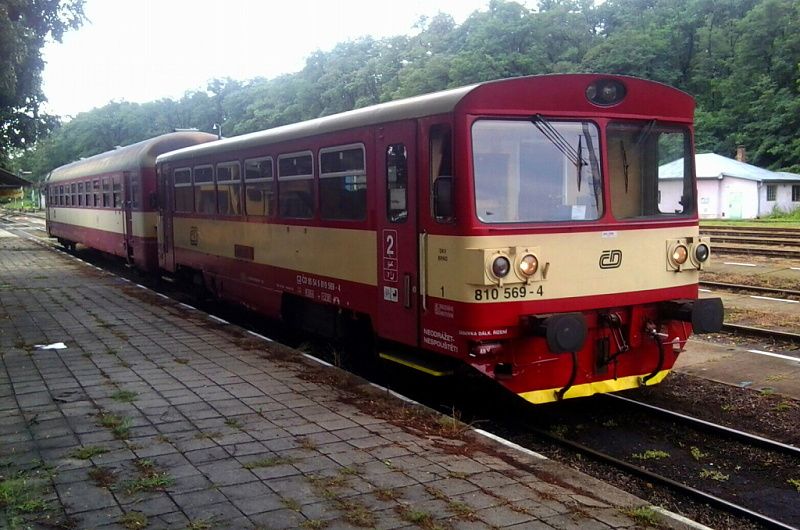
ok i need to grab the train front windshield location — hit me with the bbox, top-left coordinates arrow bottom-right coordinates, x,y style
472,119 -> 602,223
472,119 -> 695,223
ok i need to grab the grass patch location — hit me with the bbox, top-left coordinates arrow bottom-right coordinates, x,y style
374,488 -> 400,501
621,506 -> 661,526
448,500 -> 477,520
338,499 -> 375,527
223,418 -> 242,430
242,456 -> 295,470
300,519 -> 327,529
699,469 -> 729,481
121,472 -> 174,495
119,459 -> 174,495
0,473 -> 49,526
788,478 -> 800,492
774,401 -> 794,412
70,446 -> 108,460
689,447 -> 707,461
97,412 -> 132,440
119,510 -> 148,529
186,519 -> 213,530
281,497 -> 301,511
174,358 -> 190,364
631,449 -> 670,460
88,466 -> 117,488
396,506 -> 442,530
111,390 -> 138,403
297,437 -> 317,450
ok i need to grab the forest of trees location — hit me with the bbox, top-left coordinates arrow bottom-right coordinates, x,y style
9,0 -> 800,179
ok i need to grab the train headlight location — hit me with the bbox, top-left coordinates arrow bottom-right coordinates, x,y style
694,243 -> 710,263
586,79 -> 627,106
518,254 -> 538,277
491,256 -> 511,279
671,244 -> 689,265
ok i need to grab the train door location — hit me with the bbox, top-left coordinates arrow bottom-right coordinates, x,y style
374,121 -> 419,346
122,172 -> 134,262
157,166 -> 175,272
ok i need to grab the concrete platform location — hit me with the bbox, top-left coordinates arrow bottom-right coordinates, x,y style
0,230 -> 691,528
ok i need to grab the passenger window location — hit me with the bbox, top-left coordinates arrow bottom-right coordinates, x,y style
84,181 -> 91,206
216,162 -> 241,216
70,183 -> 77,206
77,182 -> 84,206
430,124 -> 454,222
244,157 -> 274,216
102,178 -> 111,207
59,185 -> 63,206
92,180 -> 100,207
112,178 -> 122,208
130,175 -> 140,209
278,152 -> 314,219
173,168 -> 193,212
320,145 -> 366,221
193,166 -> 215,214
386,144 -> 408,223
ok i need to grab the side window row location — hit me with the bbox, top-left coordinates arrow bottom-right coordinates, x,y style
173,144 -> 367,221
47,176 -> 130,209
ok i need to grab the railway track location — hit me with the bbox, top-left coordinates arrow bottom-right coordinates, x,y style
513,395 -> 800,530
701,225 -> 800,258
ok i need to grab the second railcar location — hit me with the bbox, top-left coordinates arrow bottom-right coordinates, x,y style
46,132 -> 217,271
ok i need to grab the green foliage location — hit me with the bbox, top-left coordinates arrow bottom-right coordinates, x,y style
0,0 -> 85,165
11,0 -> 800,178
631,449 -> 670,460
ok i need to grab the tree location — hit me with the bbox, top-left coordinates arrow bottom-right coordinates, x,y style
0,0 -> 85,165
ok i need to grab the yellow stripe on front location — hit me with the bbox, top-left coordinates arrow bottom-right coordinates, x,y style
517,369 -> 671,404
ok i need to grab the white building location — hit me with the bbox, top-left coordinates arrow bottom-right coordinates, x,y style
660,153 -> 800,219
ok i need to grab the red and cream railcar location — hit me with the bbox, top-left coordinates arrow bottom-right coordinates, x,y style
155,74 -> 722,404
46,132 -> 216,271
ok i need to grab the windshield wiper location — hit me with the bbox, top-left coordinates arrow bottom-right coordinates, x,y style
635,119 -> 657,146
531,114 -> 586,180
620,140 -> 629,193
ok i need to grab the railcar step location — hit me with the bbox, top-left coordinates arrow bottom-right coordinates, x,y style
378,351 -> 455,377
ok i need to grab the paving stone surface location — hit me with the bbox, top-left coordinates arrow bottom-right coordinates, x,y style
0,233 -> 660,529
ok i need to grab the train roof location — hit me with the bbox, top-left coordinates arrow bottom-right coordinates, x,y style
47,131 -> 218,183
157,83 -> 479,164
157,74 -> 694,165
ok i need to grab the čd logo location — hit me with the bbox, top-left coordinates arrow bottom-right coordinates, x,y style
599,249 -> 622,269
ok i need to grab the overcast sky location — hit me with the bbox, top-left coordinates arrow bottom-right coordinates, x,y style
41,0 -> 533,118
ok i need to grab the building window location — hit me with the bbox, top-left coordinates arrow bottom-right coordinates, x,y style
194,166 -> 216,214
792,185 -> 800,202
216,162 -> 241,216
767,184 -> 777,202
320,144 -> 366,221
174,168 -> 193,212
244,157 -> 273,216
278,152 -> 314,219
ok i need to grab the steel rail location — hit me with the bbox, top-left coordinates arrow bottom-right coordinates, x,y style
528,425 -> 799,530
721,322 -> 800,342
700,280 -> 800,297
710,246 -> 800,258
602,394 -> 800,455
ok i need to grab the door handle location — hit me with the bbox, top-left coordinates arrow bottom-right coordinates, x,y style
403,273 -> 412,309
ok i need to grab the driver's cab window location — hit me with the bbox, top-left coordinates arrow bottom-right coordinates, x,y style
430,124 -> 453,222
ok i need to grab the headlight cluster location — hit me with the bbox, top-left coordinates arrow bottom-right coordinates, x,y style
489,251 -> 539,282
668,238 -> 710,270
